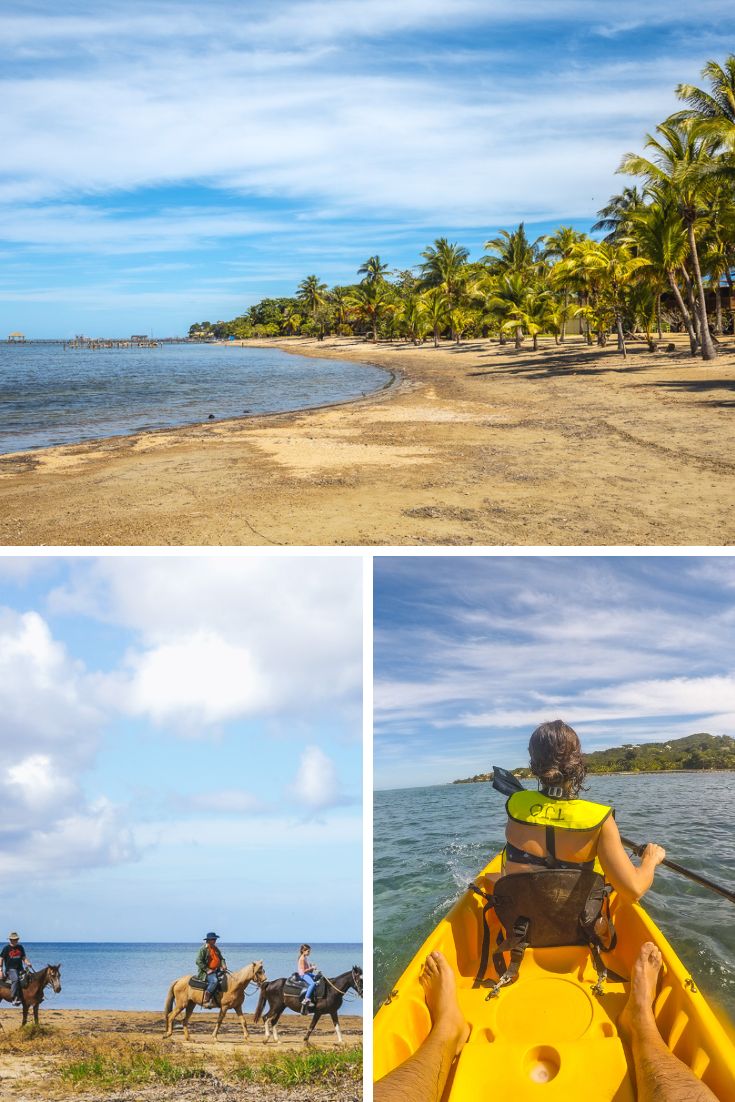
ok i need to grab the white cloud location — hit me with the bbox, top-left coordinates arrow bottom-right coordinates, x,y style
51,557 -> 362,727
289,745 -> 350,813
124,630 -> 267,727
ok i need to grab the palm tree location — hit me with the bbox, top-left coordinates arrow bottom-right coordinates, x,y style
674,55 -> 735,154
330,286 -> 353,333
542,226 -> 585,341
297,275 -> 328,323
419,239 -> 470,306
628,202 -> 698,354
357,255 -> 390,284
348,281 -> 395,342
591,187 -> 646,242
484,223 -> 543,278
421,288 -> 450,347
619,122 -> 720,359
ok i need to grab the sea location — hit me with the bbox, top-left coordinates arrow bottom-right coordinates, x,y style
374,773 -> 735,1022
24,942 -> 363,1014
0,341 -> 390,455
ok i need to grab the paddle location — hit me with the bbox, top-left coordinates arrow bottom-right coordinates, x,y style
490,765 -> 735,905
619,835 -> 735,906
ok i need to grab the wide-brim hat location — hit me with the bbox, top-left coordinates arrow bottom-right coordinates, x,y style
204,932 -> 220,940
7,932 -> 19,940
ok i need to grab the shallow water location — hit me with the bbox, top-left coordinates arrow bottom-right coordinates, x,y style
0,342 -> 389,454
23,942 -> 363,1013
374,774 -> 735,1021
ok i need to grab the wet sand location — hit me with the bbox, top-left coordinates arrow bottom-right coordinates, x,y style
1,334 -> 734,546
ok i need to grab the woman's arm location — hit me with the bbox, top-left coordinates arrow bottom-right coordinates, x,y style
597,815 -> 665,903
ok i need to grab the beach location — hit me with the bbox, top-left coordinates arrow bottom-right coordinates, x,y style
0,1008 -> 362,1101
1,334 -> 734,546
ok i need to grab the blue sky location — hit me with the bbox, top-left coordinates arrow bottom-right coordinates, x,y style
0,1 -> 731,336
374,556 -> 735,791
0,556 -> 362,940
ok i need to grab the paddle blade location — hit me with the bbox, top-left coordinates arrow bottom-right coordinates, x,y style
492,766 -> 526,796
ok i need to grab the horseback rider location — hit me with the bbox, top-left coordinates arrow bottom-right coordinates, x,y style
1,932 -> 33,1006
195,932 -> 226,1008
297,943 -> 318,1012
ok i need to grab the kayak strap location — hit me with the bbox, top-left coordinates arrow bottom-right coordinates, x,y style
468,882 -> 496,990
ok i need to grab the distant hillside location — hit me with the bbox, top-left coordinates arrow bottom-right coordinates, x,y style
452,733 -> 735,784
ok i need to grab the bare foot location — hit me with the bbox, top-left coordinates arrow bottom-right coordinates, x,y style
419,951 -> 470,1056
619,941 -> 662,1045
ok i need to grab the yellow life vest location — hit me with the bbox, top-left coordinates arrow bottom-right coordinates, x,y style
506,790 -> 612,832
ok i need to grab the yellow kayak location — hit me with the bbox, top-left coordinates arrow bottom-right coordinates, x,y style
374,853 -> 735,1101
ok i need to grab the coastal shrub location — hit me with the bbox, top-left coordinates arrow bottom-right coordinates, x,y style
58,1040 -> 207,1090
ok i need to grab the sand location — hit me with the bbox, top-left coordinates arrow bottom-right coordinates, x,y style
0,1008 -> 362,1101
1,334 -> 734,546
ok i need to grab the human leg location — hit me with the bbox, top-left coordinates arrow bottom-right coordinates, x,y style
8,970 -> 20,1003
204,970 -> 218,1005
374,951 -> 469,1102
618,942 -> 718,1102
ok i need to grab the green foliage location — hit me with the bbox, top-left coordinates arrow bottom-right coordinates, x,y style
189,55 -> 735,351
59,1045 -> 207,1089
453,734 -> 735,783
232,1045 -> 362,1086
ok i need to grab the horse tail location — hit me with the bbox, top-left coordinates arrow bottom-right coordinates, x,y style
164,981 -> 177,1017
253,984 -> 268,1023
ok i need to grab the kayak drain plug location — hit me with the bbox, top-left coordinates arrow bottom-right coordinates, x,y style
523,1046 -> 560,1084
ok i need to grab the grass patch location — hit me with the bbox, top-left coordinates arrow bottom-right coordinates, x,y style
57,1040 -> 208,1091
232,1045 -> 362,1086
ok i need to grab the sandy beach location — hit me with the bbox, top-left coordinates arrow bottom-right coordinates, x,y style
1,334 -> 734,546
0,1008 -> 362,1100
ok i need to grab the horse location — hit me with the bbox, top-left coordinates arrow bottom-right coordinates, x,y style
0,965 -> 62,1026
164,960 -> 266,1042
253,965 -> 362,1045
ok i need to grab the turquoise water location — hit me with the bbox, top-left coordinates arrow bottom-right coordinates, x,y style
374,774 -> 735,1021
23,942 -> 363,1014
0,342 -> 390,454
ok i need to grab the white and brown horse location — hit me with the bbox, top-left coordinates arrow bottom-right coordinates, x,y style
164,960 -> 266,1042
0,964 -> 62,1025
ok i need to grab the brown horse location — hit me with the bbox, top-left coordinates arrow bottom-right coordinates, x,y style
0,965 -> 62,1025
164,960 -> 266,1042
254,966 -> 362,1045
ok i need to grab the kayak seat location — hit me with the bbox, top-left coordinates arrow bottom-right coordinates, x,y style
471,868 -> 616,998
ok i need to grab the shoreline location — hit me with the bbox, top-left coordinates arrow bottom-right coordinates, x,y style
0,341 -> 398,460
2,333 -> 735,545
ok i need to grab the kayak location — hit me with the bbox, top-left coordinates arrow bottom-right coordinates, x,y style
374,853 -> 735,1101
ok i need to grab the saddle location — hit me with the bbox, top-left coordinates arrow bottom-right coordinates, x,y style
284,973 -> 326,1001
190,972 -> 228,995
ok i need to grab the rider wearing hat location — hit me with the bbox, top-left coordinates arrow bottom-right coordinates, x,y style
195,932 -> 226,1007
1,933 -> 33,1006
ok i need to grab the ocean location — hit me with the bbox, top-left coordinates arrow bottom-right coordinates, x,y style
0,342 -> 390,455
374,773 -> 735,1021
23,942 -> 363,1014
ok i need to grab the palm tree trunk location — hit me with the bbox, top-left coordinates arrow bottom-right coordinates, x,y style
514,326 -> 523,350
686,221 -> 716,359
668,271 -> 698,356
561,290 -> 568,342
714,282 -> 723,336
656,293 -> 662,339
433,326 -> 439,348
615,314 -> 626,358
533,333 -> 538,351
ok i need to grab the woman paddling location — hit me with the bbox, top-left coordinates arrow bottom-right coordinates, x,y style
502,719 -> 666,902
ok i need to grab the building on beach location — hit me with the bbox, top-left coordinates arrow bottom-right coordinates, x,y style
7,331 -> 25,342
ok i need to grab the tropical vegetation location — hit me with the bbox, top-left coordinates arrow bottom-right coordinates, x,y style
452,733 -> 735,783
190,56 -> 735,359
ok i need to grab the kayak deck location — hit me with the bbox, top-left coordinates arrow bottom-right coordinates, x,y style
374,855 -> 735,1101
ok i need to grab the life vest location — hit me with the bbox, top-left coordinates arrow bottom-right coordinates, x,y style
505,790 -> 613,875
470,790 -> 617,999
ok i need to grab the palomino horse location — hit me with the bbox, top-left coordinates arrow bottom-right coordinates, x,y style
164,960 -> 266,1042
0,965 -> 62,1025
254,965 -> 362,1045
